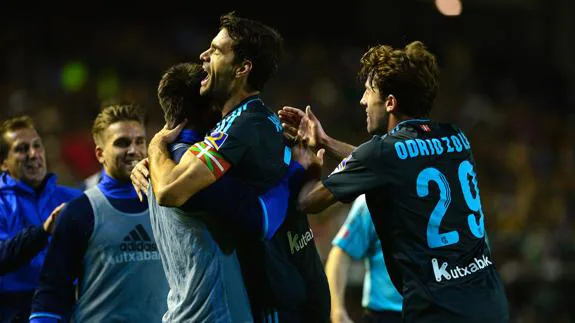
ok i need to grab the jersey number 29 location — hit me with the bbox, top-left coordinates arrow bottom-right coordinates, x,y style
416,160 -> 485,248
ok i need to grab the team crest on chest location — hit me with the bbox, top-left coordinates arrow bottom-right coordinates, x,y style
204,131 -> 229,150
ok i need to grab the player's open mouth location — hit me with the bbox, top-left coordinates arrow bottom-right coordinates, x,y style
201,74 -> 210,86
25,163 -> 42,173
201,65 -> 210,86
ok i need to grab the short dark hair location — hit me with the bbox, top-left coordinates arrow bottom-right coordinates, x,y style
92,104 -> 145,146
220,11 -> 284,91
358,41 -> 440,117
157,63 -> 211,129
0,115 -> 36,163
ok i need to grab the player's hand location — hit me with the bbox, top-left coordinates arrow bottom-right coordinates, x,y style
291,141 -> 325,180
279,105 -> 326,150
278,106 -> 304,138
331,308 -> 354,323
150,120 -> 187,147
43,203 -> 66,234
130,158 -> 150,202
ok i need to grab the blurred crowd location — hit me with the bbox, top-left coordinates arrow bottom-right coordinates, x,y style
2,7 -> 574,322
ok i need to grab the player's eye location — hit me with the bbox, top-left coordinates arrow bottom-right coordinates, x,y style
114,138 -> 131,148
32,141 -> 43,150
14,144 -> 28,154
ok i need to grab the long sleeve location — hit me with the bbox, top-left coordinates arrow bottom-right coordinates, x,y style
0,225 -> 49,275
29,195 -> 94,322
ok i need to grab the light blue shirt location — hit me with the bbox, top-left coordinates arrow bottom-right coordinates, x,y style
332,195 -> 403,312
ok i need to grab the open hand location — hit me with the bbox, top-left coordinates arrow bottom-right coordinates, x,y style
130,158 -> 150,202
150,120 -> 188,147
43,203 -> 66,234
279,105 -> 326,150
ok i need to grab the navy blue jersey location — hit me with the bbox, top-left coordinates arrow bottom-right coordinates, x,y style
209,96 -> 289,193
323,119 -> 508,323
209,96 -> 330,322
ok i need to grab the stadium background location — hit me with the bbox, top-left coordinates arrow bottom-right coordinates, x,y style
2,1 -> 574,321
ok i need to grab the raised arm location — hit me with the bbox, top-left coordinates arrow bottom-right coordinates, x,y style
279,106 -> 356,160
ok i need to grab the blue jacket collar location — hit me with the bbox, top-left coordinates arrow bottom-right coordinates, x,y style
0,171 -> 57,196
97,170 -> 138,199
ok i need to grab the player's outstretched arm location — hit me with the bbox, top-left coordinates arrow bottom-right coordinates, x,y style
279,105 -> 356,160
292,140 -> 337,214
298,180 -> 337,214
148,122 -> 230,207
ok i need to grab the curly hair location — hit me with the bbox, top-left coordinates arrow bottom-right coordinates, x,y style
358,41 -> 439,117
92,103 -> 145,146
220,11 -> 284,91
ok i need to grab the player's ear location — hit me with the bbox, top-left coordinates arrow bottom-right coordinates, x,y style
95,145 -> 105,165
235,59 -> 253,79
385,94 -> 398,112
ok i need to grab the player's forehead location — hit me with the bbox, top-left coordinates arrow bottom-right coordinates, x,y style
364,79 -> 371,89
4,127 -> 41,147
364,77 -> 379,92
103,121 -> 145,142
212,28 -> 234,52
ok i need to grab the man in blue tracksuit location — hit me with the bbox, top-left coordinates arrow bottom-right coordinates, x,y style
0,116 -> 81,322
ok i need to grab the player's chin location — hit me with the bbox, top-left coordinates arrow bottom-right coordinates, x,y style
199,84 -> 210,96
121,165 -> 137,179
366,123 -> 373,134
23,172 -> 46,186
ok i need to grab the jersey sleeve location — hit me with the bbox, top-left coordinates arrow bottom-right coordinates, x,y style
204,112 -> 261,167
323,136 -> 394,203
187,114 -> 260,180
331,196 -> 372,260
30,195 -> 94,320
0,225 -> 49,275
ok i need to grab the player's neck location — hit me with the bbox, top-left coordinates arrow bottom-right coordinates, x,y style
220,89 -> 260,117
185,125 -> 209,135
387,114 -> 418,132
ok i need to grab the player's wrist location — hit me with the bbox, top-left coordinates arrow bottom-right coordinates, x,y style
150,135 -> 168,147
304,162 -> 322,181
331,307 -> 350,320
317,133 -> 332,150
148,138 -> 168,156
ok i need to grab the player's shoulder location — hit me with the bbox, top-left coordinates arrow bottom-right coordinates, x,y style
434,121 -> 466,136
59,193 -> 93,222
233,96 -> 274,119
389,119 -> 456,134
353,134 -> 396,158
238,99 -> 280,129
213,96 -> 278,133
